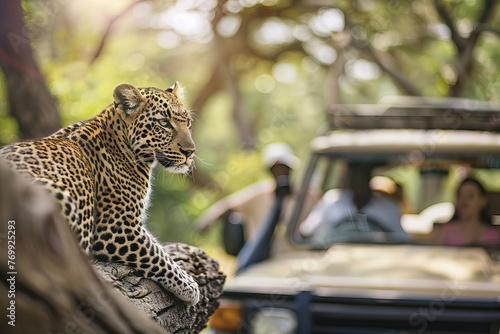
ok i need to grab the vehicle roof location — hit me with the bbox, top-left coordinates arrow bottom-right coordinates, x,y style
328,97 -> 500,132
311,129 -> 500,154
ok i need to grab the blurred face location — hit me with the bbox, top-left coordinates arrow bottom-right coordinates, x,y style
270,163 -> 291,178
456,182 -> 487,221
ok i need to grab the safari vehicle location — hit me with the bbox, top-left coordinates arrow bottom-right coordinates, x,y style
210,98 -> 500,334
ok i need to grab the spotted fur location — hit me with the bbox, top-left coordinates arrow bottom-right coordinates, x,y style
0,82 -> 199,305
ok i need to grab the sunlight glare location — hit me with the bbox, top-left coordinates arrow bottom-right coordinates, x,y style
345,59 -> 381,81
255,18 -> 294,45
216,15 -> 242,38
304,39 -> 337,65
293,25 -> 312,42
309,8 -> 344,37
429,23 -> 451,40
371,31 -> 402,51
239,0 -> 260,7
171,11 -> 205,35
133,2 -> 152,18
175,0 -> 197,11
154,6 -> 212,42
224,0 -> 244,13
457,18 -> 473,37
272,62 -> 297,84
157,31 -> 180,49
262,0 -> 279,5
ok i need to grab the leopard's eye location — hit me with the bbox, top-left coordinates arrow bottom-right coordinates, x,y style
187,119 -> 192,130
158,118 -> 172,129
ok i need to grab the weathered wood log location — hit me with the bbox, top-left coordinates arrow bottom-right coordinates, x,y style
93,243 -> 226,333
0,160 -> 225,334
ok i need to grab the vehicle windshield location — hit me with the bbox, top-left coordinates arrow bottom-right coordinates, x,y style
291,151 -> 500,249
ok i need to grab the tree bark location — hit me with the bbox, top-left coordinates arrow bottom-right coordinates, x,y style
0,0 -> 60,140
93,243 -> 226,333
0,160 -> 225,334
434,0 -> 497,97
448,0 -> 496,97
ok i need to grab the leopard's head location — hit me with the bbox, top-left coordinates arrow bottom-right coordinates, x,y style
113,82 -> 195,174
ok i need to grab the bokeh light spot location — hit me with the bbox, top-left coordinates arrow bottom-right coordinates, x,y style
304,39 -> 337,65
272,62 -> 297,84
345,59 -> 380,81
126,53 -> 145,71
157,30 -> 180,49
255,74 -> 275,93
216,15 -> 241,37
309,8 -> 344,37
255,18 -> 294,45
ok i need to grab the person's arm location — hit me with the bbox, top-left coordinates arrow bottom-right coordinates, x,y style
195,180 -> 274,232
412,223 -> 446,244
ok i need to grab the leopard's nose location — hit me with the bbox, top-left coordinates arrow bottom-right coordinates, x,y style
180,148 -> 195,158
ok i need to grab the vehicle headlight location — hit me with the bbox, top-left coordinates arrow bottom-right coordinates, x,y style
209,300 -> 242,331
251,308 -> 297,334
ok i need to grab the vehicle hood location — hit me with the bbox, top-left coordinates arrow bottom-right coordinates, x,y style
226,244 -> 500,300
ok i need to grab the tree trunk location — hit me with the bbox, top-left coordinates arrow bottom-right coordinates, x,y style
0,160 -> 225,334
0,0 -> 60,140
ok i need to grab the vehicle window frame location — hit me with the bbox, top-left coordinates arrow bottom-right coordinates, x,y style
288,153 -> 321,245
287,150 -> 500,249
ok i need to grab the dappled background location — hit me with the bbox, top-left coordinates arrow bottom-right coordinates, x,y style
1,0 -> 499,265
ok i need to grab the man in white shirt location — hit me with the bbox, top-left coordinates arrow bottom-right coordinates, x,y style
196,143 -> 301,239
300,164 -> 408,242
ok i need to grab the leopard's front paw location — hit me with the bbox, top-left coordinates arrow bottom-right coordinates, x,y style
177,272 -> 199,305
183,279 -> 200,306
159,270 -> 200,305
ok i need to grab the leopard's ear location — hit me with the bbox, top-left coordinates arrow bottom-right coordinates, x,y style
113,83 -> 144,115
166,81 -> 185,100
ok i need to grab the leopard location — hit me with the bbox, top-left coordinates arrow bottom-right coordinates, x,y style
0,82 -> 200,305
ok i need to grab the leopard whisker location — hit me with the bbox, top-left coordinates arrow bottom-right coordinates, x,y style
193,154 -> 211,166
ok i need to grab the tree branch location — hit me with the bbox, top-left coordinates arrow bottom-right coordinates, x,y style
354,40 -> 422,96
90,0 -> 145,64
476,23 -> 500,36
94,243 -> 226,333
433,0 -> 466,52
246,42 -> 305,62
324,48 -> 345,104
449,0 -> 496,96
476,0 -> 495,23
342,15 -> 421,97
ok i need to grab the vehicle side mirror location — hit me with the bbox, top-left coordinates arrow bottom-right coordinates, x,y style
222,211 -> 246,256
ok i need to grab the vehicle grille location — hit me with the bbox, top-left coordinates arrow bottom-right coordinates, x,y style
309,301 -> 498,334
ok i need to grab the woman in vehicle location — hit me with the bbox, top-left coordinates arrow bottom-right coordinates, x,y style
429,177 -> 500,247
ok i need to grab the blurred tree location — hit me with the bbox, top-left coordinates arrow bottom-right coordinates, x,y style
114,0 -> 499,151
0,0 -> 60,140
340,0 -> 499,98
